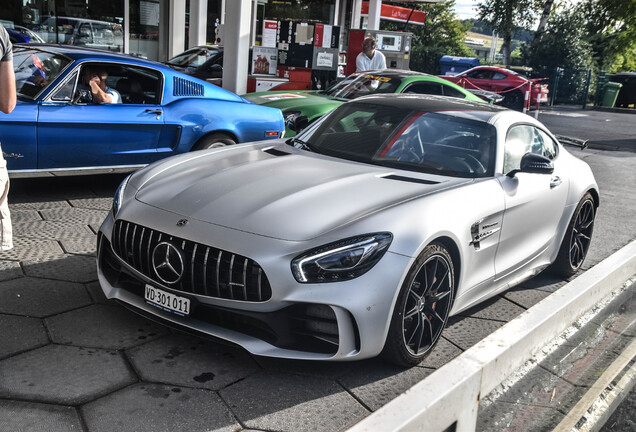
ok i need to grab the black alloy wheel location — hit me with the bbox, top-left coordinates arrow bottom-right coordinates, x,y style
383,243 -> 455,366
502,90 -> 524,111
552,193 -> 596,277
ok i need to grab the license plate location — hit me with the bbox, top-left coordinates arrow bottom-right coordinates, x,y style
145,284 -> 191,316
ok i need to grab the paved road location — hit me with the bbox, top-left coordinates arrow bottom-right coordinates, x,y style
538,106 -> 636,152
0,106 -> 634,431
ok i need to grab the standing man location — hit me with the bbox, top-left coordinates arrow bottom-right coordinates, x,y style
356,37 -> 386,72
0,24 -> 14,250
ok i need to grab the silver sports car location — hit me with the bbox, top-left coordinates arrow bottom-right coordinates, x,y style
97,95 -> 598,366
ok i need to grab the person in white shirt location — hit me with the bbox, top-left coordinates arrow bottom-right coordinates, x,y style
356,37 -> 386,72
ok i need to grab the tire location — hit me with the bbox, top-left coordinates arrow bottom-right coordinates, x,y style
502,90 -> 524,111
192,133 -> 236,151
551,193 -> 596,277
382,243 -> 455,367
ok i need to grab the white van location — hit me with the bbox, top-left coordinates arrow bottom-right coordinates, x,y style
40,16 -> 123,52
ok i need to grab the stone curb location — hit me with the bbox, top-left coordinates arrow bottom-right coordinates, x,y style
347,239 -> 636,432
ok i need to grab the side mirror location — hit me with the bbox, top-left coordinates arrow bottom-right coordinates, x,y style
507,153 -> 554,177
209,64 -> 222,72
286,114 -> 309,133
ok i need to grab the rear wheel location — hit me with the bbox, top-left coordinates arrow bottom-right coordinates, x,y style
382,243 -> 455,367
551,193 -> 596,277
192,133 -> 236,151
502,89 -> 524,111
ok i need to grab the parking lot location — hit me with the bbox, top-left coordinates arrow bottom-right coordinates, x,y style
0,107 -> 635,431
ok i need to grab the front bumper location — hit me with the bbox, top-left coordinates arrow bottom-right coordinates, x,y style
96,205 -> 412,361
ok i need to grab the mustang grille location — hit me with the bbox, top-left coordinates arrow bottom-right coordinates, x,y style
111,220 -> 272,302
173,77 -> 204,96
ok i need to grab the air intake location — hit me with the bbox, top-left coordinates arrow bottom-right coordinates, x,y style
173,77 -> 204,97
383,174 -> 439,185
263,148 -> 290,157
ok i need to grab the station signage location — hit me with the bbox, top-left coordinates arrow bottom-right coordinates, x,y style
360,1 -> 427,25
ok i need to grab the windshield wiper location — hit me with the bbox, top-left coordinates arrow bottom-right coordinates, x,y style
286,137 -> 317,153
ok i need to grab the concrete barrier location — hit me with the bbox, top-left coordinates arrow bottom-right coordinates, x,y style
348,239 -> 636,432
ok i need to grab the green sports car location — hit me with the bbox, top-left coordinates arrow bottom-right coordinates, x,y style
244,69 -> 493,136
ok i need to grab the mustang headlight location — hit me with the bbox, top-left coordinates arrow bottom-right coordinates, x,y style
112,174 -> 131,218
292,233 -> 392,283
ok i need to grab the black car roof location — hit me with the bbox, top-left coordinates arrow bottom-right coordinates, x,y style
362,69 -> 433,79
352,93 -> 507,113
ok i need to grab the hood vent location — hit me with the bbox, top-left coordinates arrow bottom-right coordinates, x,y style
383,174 -> 439,185
263,148 -> 291,157
173,77 -> 204,96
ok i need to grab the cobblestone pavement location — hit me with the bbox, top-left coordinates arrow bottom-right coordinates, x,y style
0,142 -> 635,431
478,278 -> 636,431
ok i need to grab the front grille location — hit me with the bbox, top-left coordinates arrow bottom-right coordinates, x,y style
111,220 -> 272,302
99,234 -> 344,355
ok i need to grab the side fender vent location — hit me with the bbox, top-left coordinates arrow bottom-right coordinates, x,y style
263,148 -> 291,157
173,77 -> 204,96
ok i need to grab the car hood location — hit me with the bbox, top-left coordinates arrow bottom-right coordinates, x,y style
134,143 -> 469,241
243,91 -> 341,112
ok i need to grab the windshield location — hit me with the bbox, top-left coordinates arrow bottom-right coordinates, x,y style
167,47 -> 220,67
324,73 -> 402,99
298,102 -> 496,178
13,48 -> 72,99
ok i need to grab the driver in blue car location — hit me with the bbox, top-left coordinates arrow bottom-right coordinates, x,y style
78,66 -> 121,104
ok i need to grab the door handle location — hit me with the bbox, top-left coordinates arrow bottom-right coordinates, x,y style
550,176 -> 562,188
145,109 -> 162,115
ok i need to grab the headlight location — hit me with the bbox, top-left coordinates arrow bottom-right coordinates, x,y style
291,233 -> 392,283
112,174 -> 131,218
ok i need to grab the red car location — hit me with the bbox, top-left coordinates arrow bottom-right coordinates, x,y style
441,66 -> 549,111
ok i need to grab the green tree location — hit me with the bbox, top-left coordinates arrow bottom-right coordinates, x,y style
523,8 -> 594,73
583,0 -> 636,72
476,0 -> 536,67
385,1 -> 472,74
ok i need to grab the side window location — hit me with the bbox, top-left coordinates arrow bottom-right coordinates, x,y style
492,72 -> 507,80
403,82 -> 442,95
467,70 -> 493,80
50,71 -> 78,101
504,125 -> 533,174
77,23 -> 93,43
113,66 -> 162,105
534,129 -> 558,160
441,84 -> 467,98
504,125 -> 558,174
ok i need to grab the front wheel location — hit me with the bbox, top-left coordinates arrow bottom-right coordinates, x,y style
382,243 -> 455,367
551,193 -> 596,277
192,133 -> 236,151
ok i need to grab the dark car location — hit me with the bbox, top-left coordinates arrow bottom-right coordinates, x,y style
609,72 -> 636,108
1,44 -> 284,177
165,45 -> 223,85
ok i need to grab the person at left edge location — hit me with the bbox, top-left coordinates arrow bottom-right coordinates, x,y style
0,24 -> 15,250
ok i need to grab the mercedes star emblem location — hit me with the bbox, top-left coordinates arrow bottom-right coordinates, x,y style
152,242 -> 185,284
176,219 -> 188,227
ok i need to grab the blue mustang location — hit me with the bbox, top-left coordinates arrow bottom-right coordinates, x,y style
2,44 -> 284,177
